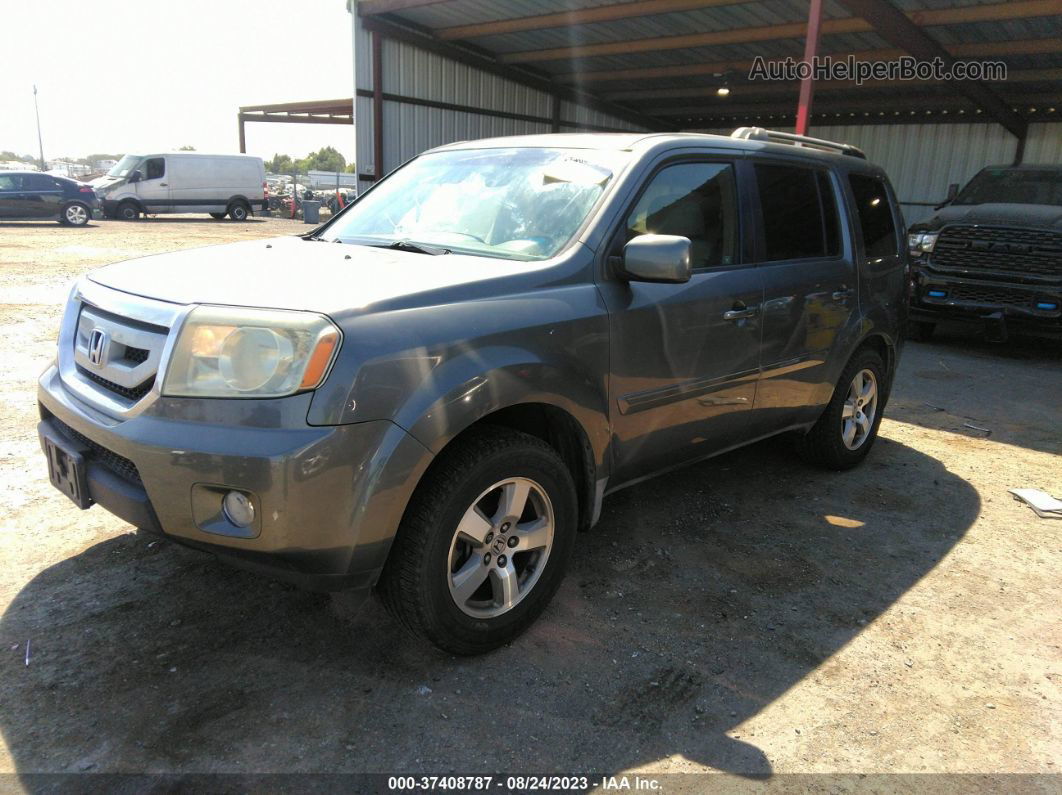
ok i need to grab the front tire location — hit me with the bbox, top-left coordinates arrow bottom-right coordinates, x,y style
797,348 -> 887,470
228,201 -> 250,221
116,201 -> 140,221
59,202 -> 90,226
379,427 -> 578,655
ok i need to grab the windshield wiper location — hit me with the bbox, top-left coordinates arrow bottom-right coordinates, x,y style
379,239 -> 451,256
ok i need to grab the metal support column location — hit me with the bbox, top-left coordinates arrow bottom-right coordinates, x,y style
372,31 -> 385,181
795,0 -> 824,135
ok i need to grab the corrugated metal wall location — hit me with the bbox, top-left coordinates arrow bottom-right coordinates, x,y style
352,14 -> 647,194
699,122 -> 1062,225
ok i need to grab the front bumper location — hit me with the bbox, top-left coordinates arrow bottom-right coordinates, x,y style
37,364 -> 432,591
909,268 -> 1062,334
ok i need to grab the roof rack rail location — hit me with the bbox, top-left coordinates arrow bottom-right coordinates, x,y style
731,126 -> 867,159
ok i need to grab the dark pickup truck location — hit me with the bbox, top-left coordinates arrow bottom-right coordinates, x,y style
907,165 -> 1062,341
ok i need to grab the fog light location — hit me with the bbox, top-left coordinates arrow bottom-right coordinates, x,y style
222,490 -> 255,527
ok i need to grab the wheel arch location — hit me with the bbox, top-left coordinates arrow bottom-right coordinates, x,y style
436,401 -> 599,533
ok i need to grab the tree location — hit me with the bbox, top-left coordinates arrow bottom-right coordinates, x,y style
297,146 -> 346,174
177,145 -> 196,151
267,153 -> 293,174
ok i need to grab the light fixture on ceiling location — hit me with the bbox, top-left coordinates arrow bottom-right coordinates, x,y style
717,86 -> 730,97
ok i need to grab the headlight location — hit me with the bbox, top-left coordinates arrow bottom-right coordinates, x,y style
907,232 -> 939,255
162,306 -> 340,398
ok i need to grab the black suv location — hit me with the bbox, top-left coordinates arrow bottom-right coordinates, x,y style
0,171 -> 99,226
39,128 -> 907,653
907,165 -> 1062,341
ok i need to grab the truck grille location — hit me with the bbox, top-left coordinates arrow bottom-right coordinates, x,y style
52,416 -> 143,486
945,284 -> 1032,308
931,225 -> 1062,278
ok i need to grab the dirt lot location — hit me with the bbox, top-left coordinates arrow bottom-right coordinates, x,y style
0,217 -> 1059,785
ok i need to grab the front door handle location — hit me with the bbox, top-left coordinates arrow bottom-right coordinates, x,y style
723,305 -> 760,321
159,183 -> 168,187
832,287 -> 855,301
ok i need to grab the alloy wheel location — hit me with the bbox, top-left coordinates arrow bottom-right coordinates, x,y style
65,205 -> 88,225
447,477 -> 554,619
841,368 -> 878,450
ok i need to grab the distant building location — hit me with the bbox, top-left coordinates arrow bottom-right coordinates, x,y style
0,160 -> 38,171
94,159 -> 117,171
46,160 -> 92,177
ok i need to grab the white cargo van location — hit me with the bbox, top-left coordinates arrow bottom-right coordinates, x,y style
92,153 -> 266,221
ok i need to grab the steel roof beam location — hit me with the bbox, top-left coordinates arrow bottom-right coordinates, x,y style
645,93 -> 1061,119
558,38 -> 1062,84
499,0 -> 1061,63
358,0 -> 454,14
838,0 -> 1030,138
606,68 -> 1062,101
437,0 -> 755,40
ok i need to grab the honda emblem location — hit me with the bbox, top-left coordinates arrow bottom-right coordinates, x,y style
87,329 -> 108,367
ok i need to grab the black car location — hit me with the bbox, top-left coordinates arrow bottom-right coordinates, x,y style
907,165 -> 1062,341
0,171 -> 99,226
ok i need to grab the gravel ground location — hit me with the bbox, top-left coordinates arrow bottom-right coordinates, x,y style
0,216 -> 1058,784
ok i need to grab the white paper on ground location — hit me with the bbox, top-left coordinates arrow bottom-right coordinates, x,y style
1009,488 -> 1062,518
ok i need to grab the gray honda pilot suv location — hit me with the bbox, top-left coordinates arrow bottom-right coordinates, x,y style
38,129 -> 906,654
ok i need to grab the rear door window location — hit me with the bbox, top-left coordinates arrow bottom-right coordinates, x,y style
24,174 -> 59,191
0,174 -> 21,191
848,174 -> 898,258
754,163 -> 838,261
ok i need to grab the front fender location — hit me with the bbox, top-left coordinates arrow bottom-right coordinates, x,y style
397,350 -> 610,466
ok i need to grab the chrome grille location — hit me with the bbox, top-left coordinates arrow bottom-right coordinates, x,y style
72,305 -> 167,405
930,225 -> 1062,278
57,280 -> 185,419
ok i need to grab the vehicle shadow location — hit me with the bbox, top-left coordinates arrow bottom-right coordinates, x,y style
101,218 -> 269,224
890,325 -> 1062,457
0,222 -> 101,229
0,436 -> 977,778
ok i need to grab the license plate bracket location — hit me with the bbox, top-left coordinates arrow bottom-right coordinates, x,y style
40,424 -> 92,510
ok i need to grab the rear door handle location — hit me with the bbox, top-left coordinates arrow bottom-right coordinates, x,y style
723,305 -> 760,321
832,287 -> 854,301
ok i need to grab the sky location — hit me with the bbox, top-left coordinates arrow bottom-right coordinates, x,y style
0,0 -> 357,164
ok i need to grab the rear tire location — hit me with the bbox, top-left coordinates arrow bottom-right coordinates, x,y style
909,320 -> 936,342
59,202 -> 90,226
116,201 -> 140,221
209,212 -> 226,220
228,201 -> 250,221
796,348 -> 887,470
379,427 -> 577,655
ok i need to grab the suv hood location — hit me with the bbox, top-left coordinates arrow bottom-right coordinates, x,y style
913,202 -> 1062,232
87,235 -> 550,315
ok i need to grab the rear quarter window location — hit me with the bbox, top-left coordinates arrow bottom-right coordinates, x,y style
848,174 -> 898,259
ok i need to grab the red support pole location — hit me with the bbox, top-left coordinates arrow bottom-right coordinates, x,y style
795,0 -> 824,135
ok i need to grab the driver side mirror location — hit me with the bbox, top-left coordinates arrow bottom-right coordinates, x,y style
618,234 -> 692,284
128,170 -> 142,184
935,182 -> 959,210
